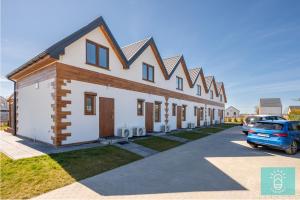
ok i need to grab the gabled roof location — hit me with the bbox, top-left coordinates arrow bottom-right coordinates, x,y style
216,82 -> 223,93
6,16 -> 227,101
259,98 -> 282,107
163,55 -> 181,75
188,68 -> 201,84
7,16 -> 128,79
216,81 -> 227,102
205,76 -> 219,97
165,55 -> 193,87
226,106 -> 239,111
121,37 -> 151,60
123,37 -> 169,79
205,76 -> 214,88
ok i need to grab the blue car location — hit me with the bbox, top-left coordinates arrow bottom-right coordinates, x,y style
247,120 -> 300,155
242,115 -> 286,135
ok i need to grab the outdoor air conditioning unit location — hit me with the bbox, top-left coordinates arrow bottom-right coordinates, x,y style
137,127 -> 146,136
160,125 -> 170,133
119,128 -> 133,138
132,127 -> 146,136
188,123 -> 195,129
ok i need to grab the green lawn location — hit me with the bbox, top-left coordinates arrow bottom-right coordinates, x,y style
172,130 -> 211,140
0,145 -> 141,199
134,136 -> 182,152
172,125 -> 236,140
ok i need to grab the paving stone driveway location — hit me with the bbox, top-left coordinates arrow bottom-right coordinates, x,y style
32,126 -> 300,199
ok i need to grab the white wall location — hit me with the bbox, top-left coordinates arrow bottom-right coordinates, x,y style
225,107 -> 240,118
259,107 -> 282,116
17,79 -> 55,144
58,27 -> 225,105
61,80 -> 165,145
61,80 -> 224,144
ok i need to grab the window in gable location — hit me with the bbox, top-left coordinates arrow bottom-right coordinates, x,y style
142,63 -> 154,82
176,76 -> 183,90
196,85 -> 201,96
86,40 -> 109,69
86,42 -> 97,65
210,90 -> 213,99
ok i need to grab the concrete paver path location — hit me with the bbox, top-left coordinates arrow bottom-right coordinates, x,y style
0,131 -> 104,159
32,126 -> 300,199
113,142 -> 157,157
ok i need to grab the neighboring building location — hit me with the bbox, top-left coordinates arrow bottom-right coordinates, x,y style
288,106 -> 300,115
0,96 -> 9,125
6,94 -> 15,133
225,106 -> 240,118
6,17 -> 227,146
259,98 -> 282,116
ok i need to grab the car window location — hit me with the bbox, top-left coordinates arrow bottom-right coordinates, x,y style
288,123 -> 294,131
290,122 -> 300,131
246,116 -> 261,124
277,117 -> 286,120
265,116 -> 277,120
255,122 -> 284,130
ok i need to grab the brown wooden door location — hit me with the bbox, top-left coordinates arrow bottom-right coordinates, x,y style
196,108 -> 201,127
99,97 -> 114,137
177,106 -> 182,129
145,102 -> 153,133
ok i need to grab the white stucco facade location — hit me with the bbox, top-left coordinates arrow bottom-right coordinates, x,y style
259,107 -> 282,116
225,106 -> 240,118
13,20 -> 226,145
17,79 -> 55,144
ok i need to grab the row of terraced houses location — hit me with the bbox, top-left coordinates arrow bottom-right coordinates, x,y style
7,17 -> 227,146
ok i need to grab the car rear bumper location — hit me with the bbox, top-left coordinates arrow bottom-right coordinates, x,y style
247,134 -> 290,150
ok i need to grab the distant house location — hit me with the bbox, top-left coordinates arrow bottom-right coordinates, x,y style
0,96 -> 9,125
225,106 -> 240,118
288,106 -> 300,114
259,98 -> 282,116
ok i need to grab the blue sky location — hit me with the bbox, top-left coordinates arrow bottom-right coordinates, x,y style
1,0 -> 300,113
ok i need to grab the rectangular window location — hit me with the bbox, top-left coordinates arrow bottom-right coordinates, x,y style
200,107 -> 204,120
196,85 -> 201,96
137,99 -> 144,116
208,108 -> 211,116
86,42 -> 97,65
210,90 -> 213,99
194,106 -> 197,116
172,103 -> 176,116
176,76 -> 183,90
86,40 -> 109,69
99,46 -> 109,68
84,92 -> 97,115
220,94 -> 223,102
154,101 -> 161,122
142,63 -> 154,82
182,105 -> 187,121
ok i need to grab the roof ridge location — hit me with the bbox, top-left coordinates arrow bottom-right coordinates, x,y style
121,37 -> 151,49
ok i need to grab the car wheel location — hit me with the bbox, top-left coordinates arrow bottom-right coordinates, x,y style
285,140 -> 298,155
249,143 -> 258,148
